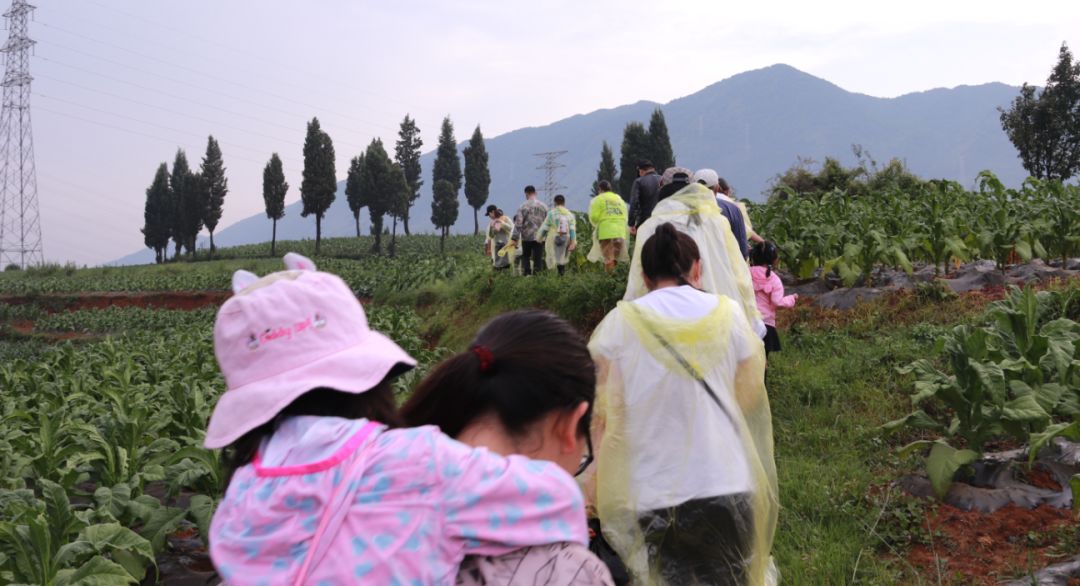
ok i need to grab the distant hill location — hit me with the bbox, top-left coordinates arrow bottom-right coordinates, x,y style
112,64 -> 1026,266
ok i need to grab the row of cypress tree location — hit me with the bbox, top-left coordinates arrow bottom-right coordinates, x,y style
142,115 -> 492,261
592,108 -> 675,197
141,136 -> 228,264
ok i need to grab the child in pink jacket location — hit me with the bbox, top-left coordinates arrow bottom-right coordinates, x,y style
750,242 -> 797,355
204,254 -> 589,585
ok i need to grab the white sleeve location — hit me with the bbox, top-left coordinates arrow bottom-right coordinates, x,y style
726,297 -> 758,362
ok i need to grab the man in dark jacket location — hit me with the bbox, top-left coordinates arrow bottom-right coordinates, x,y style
693,168 -> 750,259
627,160 -> 661,235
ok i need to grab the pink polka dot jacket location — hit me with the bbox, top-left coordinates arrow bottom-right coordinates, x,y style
209,417 -> 589,585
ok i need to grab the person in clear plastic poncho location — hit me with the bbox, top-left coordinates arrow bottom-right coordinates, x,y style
586,223 -> 779,585
485,205 -> 515,270
624,177 -> 766,338
537,195 -> 578,276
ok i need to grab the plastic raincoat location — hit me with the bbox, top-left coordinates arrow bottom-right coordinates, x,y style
586,290 -> 779,585
538,206 -> 578,270
625,183 -> 765,337
486,215 -> 514,269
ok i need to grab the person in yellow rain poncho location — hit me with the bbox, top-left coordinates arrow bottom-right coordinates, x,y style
586,223 -> 778,586
484,205 -> 515,270
588,180 -> 630,271
625,174 -> 766,338
537,195 -> 578,276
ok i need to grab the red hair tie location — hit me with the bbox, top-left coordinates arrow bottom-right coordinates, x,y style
472,345 -> 494,373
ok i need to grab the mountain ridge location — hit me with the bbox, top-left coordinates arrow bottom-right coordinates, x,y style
111,63 -> 1027,266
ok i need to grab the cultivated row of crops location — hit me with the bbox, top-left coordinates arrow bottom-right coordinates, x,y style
0,305 -> 446,584
0,244 -> 488,296
750,172 -> 1080,285
884,286 -> 1080,501
191,234 -> 482,262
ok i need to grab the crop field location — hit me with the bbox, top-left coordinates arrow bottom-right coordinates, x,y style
1,198 -> 1079,584
751,172 -> 1080,283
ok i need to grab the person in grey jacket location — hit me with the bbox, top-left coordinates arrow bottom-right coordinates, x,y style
627,160 -> 661,235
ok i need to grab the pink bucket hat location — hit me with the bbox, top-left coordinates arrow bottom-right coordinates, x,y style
203,253 -> 416,449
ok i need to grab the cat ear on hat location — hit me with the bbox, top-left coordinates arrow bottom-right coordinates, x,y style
283,253 -> 316,272
231,270 -> 259,294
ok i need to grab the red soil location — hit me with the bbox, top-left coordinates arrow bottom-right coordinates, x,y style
0,290 -> 231,313
1023,465 -> 1064,492
5,318 -> 97,341
906,503 -> 1077,584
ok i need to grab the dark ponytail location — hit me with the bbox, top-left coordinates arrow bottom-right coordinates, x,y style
750,241 -> 779,277
400,311 -> 596,440
640,222 -> 701,286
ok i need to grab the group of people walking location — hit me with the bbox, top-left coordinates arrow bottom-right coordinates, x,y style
201,159 -> 801,585
484,181 -> 632,277
486,160 -> 796,356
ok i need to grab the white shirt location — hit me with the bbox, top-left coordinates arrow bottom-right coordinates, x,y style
595,286 -> 755,510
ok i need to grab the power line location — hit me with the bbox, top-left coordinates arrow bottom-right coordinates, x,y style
35,104 -> 272,167
36,20 -> 397,134
35,91 -> 291,162
34,51 -> 369,152
78,0 -> 423,120
35,74 -> 304,150
35,41 -> 377,141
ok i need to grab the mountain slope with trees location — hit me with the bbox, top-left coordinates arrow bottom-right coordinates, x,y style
116,64 -> 1028,265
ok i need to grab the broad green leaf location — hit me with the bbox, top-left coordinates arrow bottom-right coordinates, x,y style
1027,421 -> 1080,464
55,539 -> 95,567
137,505 -> 187,552
187,494 -> 216,548
81,524 -> 154,557
926,441 -> 979,499
125,495 -> 161,524
1071,474 -> 1080,514
55,555 -> 136,586
1014,239 -> 1033,261
881,410 -> 945,433
897,440 -> 934,459
1032,383 -> 1067,414
93,484 -> 132,522
1001,394 -> 1051,423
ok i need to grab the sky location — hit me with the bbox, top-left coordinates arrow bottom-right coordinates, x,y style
15,0 -> 1080,265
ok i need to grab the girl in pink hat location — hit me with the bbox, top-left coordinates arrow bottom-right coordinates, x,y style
205,255 -> 591,585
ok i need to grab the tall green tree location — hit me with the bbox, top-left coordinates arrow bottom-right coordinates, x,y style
386,162 -> 409,257
1001,42 -> 1080,181
262,153 -> 288,256
359,138 -> 399,255
647,108 -> 675,173
199,136 -> 228,258
141,162 -> 172,264
300,117 -> 337,255
433,116 -> 462,193
431,179 -> 459,253
169,149 -> 203,259
345,153 -> 366,237
394,115 -> 423,235
618,122 -> 650,198
183,171 -> 206,255
593,140 -> 618,195
463,125 -> 491,235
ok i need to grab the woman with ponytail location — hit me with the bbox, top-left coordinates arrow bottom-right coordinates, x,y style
401,311 -> 615,585
588,224 -> 779,585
